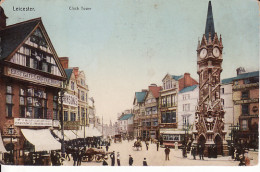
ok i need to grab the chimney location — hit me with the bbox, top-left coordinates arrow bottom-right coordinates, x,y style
59,57 -> 69,69
184,73 -> 191,87
0,7 -> 7,30
236,67 -> 246,76
73,67 -> 79,78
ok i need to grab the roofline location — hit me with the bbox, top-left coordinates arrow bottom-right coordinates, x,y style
5,17 -> 42,30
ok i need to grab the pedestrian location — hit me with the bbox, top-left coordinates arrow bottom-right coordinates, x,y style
143,158 -> 148,166
102,159 -> 108,166
157,141 -> 159,151
106,144 -> 109,152
72,151 -> 77,166
164,146 -> 170,161
129,155 -> 134,166
77,150 -> 82,166
117,152 -> 120,166
198,144 -> 204,160
110,151 -> 115,166
191,146 -> 197,160
145,141 -> 149,150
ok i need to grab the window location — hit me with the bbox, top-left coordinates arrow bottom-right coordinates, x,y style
241,91 -> 249,99
152,118 -> 158,126
81,107 -> 85,124
71,81 -> 75,90
86,93 -> 88,102
161,111 -> 176,123
64,111 -> 68,121
81,79 -> 85,86
81,91 -> 85,101
19,88 -> 26,117
70,112 -> 76,121
171,95 -> 176,106
241,120 -> 248,131
166,96 -> 171,107
10,43 -> 61,76
53,95 -> 58,120
183,94 -> 190,100
161,97 -> 166,107
242,104 -> 249,115
6,85 -> 13,117
183,104 -> 190,111
146,107 -> 152,115
152,106 -> 157,114
183,116 -> 189,128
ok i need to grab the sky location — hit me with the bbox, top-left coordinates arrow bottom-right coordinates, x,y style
2,0 -> 259,124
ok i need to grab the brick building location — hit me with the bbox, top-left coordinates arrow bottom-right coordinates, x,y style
159,73 -> 197,146
0,7 -> 66,165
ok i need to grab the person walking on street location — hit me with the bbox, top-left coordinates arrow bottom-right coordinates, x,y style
145,141 -> 149,150
110,151 -> 115,166
191,146 -> 196,160
143,158 -> 148,166
117,152 -> 121,166
77,150 -> 82,166
106,144 -> 109,152
157,141 -> 159,151
72,151 -> 77,166
198,144 -> 204,160
129,155 -> 134,166
165,146 -> 170,161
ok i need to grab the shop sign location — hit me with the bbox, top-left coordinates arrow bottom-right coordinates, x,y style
7,68 -> 62,88
62,93 -> 78,107
234,98 -> 259,105
233,83 -> 259,90
14,118 -> 53,127
64,121 -> 80,130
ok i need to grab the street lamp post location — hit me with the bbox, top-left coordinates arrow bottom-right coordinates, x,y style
59,82 -> 66,158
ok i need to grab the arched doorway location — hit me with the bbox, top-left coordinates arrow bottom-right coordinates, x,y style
214,134 -> 223,155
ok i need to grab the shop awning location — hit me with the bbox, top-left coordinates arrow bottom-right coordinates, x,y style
0,133 -> 7,153
21,129 -> 61,151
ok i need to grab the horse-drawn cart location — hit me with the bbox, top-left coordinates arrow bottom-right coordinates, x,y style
133,140 -> 142,151
82,148 -> 108,162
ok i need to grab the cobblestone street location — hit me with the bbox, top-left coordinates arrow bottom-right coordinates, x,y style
63,140 -> 258,166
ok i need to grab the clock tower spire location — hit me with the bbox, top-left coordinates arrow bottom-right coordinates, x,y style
193,1 -> 228,157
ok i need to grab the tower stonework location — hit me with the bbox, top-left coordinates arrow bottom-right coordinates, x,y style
193,1 -> 228,156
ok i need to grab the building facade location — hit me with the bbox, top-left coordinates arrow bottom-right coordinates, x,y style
0,8 -> 66,164
159,73 -> 197,146
141,84 -> 161,140
232,71 -> 259,148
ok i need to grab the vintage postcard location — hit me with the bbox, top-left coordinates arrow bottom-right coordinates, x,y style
0,0 -> 259,171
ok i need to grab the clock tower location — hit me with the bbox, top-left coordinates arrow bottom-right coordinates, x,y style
193,1 -> 228,156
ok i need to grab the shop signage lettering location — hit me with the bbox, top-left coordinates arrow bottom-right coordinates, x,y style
62,93 -> 78,107
14,118 -> 53,127
234,98 -> 259,105
233,83 -> 259,90
7,68 -> 62,88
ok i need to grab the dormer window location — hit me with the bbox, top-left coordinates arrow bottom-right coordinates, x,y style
71,81 -> 75,90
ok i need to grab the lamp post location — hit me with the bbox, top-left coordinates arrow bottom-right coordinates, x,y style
8,125 -> 14,164
59,82 -> 66,158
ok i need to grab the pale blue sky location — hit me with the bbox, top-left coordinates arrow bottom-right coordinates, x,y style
2,0 -> 259,123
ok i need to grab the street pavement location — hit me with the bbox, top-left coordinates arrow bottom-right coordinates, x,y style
63,140 -> 258,166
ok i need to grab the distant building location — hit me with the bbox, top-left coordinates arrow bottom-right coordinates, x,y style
118,113 -> 134,137
133,90 -> 147,138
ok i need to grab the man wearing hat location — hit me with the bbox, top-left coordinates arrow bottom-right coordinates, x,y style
117,152 -> 121,166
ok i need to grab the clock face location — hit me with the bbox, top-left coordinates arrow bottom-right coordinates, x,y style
200,48 -> 207,59
213,47 -> 220,57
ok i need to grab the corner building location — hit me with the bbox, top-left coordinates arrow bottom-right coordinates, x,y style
0,8 -> 66,164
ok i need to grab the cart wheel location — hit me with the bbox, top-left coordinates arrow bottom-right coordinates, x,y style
95,155 -> 102,162
88,155 -> 94,162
